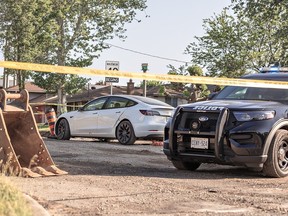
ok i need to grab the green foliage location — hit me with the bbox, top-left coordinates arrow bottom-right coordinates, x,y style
0,0 -> 53,89
187,65 -> 209,101
166,64 -> 209,102
198,84 -> 210,98
231,0 -> 288,67
41,0 -> 147,67
159,85 -> 165,95
37,123 -> 49,132
40,0 -> 146,113
183,89 -> 190,98
139,80 -> 163,88
33,73 -> 90,95
187,65 -> 203,76
167,64 -> 188,91
185,9 -> 250,77
0,0 -> 147,113
185,1 -> 288,77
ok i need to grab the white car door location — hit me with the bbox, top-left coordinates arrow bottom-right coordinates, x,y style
95,97 -> 129,136
71,97 -> 107,136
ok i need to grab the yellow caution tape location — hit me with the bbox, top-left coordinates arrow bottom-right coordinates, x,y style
1,60 -> 288,89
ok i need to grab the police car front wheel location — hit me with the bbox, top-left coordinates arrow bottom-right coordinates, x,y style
263,129 -> 288,178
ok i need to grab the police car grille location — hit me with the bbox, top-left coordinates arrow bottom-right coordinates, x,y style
174,111 -> 221,156
178,112 -> 219,133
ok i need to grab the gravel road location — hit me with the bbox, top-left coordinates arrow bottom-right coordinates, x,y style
9,138 -> 288,216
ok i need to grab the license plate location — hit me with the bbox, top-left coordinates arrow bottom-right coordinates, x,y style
191,137 -> 209,149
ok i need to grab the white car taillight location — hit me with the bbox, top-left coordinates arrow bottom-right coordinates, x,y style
139,110 -> 160,116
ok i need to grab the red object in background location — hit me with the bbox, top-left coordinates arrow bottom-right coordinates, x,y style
151,140 -> 163,146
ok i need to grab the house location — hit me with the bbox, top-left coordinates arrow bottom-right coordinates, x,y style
0,75 -> 14,89
45,79 -> 189,112
4,78 -> 192,118
2,79 -> 190,122
5,82 -> 49,123
145,85 -> 188,107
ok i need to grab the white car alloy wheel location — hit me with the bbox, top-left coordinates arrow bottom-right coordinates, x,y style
116,120 -> 136,145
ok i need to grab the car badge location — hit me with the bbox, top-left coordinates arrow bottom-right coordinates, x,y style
191,121 -> 200,130
199,116 -> 209,122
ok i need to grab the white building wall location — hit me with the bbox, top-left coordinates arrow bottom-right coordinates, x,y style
0,77 -> 14,88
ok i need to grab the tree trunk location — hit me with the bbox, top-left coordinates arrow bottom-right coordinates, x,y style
190,84 -> 198,102
3,69 -> 7,88
55,14 -> 68,115
17,70 -> 25,91
57,86 -> 67,115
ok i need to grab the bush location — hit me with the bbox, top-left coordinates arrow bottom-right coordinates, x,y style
0,177 -> 32,216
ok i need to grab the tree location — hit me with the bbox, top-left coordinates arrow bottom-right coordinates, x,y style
40,0 -> 147,114
167,64 -> 188,91
166,64 -> 209,102
231,0 -> 288,67
185,9 -> 251,77
139,80 -> 163,88
0,0 -> 147,114
186,65 -> 210,102
185,1 -> 288,77
33,73 -> 90,113
0,0 -> 52,89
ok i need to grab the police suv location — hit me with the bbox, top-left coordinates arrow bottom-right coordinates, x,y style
163,68 -> 288,177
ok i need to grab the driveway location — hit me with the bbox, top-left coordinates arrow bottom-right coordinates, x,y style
10,138 -> 288,215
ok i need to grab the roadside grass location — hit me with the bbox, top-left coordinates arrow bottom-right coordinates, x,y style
0,148 -> 32,216
0,177 -> 32,216
0,123 -> 51,216
37,123 -> 49,132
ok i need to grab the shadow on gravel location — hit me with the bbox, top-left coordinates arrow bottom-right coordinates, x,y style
57,159 -> 264,180
45,138 -> 266,180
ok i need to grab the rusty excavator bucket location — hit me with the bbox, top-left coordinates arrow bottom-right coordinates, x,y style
0,89 -> 67,177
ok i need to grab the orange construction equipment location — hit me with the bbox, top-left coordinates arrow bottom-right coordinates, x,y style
0,89 -> 67,177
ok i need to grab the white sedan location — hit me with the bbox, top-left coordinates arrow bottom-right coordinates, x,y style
54,95 -> 174,145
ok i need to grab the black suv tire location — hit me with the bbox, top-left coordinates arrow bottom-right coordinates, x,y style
263,129 -> 288,178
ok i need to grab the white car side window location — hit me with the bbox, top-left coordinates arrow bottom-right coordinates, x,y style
83,98 -> 107,111
106,98 -> 129,109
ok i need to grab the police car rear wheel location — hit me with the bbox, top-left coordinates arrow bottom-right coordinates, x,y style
263,129 -> 288,178
172,160 -> 201,171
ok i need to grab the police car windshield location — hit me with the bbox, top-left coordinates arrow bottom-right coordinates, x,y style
214,86 -> 288,101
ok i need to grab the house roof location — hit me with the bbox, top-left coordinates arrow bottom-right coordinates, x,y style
6,82 -> 46,93
29,93 -> 57,103
45,84 -> 186,104
64,85 -> 143,103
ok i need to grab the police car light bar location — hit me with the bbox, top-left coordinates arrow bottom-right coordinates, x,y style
260,67 -> 288,73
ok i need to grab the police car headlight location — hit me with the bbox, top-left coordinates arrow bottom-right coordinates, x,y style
233,111 -> 275,121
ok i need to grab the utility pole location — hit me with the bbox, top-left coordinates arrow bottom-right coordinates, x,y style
141,63 -> 148,97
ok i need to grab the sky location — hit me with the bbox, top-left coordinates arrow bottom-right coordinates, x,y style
88,0 -> 232,86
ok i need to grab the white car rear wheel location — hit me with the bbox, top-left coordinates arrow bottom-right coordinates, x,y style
116,121 -> 136,145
